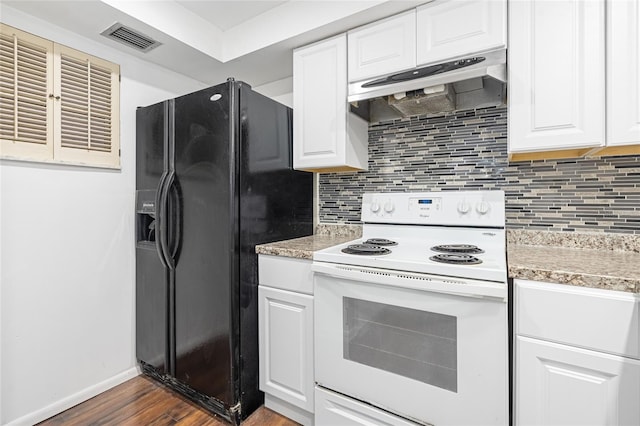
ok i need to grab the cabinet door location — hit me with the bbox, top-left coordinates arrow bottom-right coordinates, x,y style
348,10 -> 416,83
259,286 -> 314,412
607,0 -> 640,147
517,336 -> 640,426
293,35 -> 347,171
508,0 -> 605,156
416,0 -> 506,66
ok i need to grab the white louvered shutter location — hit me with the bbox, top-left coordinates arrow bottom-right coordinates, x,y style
54,44 -> 120,168
0,23 -> 54,161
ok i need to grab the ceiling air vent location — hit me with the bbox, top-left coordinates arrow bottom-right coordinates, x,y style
101,23 -> 161,53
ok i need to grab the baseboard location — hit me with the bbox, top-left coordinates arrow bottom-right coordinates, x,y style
5,366 -> 140,426
265,394 -> 314,425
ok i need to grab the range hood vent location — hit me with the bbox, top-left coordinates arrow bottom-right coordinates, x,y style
349,49 -> 507,121
101,23 -> 161,53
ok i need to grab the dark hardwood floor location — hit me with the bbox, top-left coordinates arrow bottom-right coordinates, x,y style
38,376 -> 299,425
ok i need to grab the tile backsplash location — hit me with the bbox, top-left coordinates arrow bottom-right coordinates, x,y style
318,106 -> 640,234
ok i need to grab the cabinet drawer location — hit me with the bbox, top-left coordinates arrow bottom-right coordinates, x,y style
315,386 -> 419,426
515,280 -> 640,359
258,254 -> 313,294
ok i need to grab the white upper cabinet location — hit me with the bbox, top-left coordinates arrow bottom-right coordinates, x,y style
607,0 -> 640,148
347,10 -> 416,83
508,0 -> 605,159
293,34 -> 368,172
416,0 -> 507,66
509,0 -> 640,160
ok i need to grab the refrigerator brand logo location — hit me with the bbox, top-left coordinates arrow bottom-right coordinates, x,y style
143,203 -> 154,208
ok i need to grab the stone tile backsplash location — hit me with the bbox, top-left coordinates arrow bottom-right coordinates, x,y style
318,106 -> 640,234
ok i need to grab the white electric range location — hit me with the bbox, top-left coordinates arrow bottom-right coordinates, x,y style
313,190 -> 509,426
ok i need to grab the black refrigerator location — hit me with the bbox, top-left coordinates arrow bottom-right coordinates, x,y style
135,79 -> 313,423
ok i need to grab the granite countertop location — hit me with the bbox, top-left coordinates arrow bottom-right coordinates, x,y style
507,244 -> 640,293
507,230 -> 640,293
256,225 -> 640,294
255,225 -> 362,260
255,234 -> 356,260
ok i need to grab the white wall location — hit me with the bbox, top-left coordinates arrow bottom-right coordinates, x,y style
0,6 -> 206,425
254,77 -> 293,108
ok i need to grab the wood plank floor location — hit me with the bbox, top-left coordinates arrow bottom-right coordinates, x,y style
38,376 -> 299,425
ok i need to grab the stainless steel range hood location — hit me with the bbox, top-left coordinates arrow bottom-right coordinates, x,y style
349,49 -> 507,122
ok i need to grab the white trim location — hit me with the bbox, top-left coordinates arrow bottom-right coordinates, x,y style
265,394 -> 313,426
5,367 -> 140,426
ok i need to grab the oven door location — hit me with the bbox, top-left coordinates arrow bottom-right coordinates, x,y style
313,262 -> 508,426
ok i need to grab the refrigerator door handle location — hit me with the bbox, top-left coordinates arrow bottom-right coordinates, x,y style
160,169 -> 176,270
168,176 -> 181,261
154,171 -> 169,268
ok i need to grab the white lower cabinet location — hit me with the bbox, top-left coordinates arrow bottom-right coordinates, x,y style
517,336 -> 640,426
315,386 -> 418,426
258,255 -> 314,425
515,280 -> 640,425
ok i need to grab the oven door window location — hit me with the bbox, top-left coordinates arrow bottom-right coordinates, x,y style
343,297 -> 457,392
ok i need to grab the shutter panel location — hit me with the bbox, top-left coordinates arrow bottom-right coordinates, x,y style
0,23 -> 53,161
55,44 -> 120,168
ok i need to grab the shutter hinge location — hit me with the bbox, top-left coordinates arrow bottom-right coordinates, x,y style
119,74 -> 121,83
119,148 -> 121,157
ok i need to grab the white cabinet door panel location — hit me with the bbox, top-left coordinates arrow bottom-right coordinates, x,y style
508,0 -> 605,153
293,35 -> 346,169
517,336 -> 640,426
348,11 -> 416,82
259,286 -> 314,412
607,0 -> 640,146
416,0 -> 506,66
293,34 -> 368,171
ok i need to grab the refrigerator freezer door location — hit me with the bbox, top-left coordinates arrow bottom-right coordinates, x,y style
135,101 -> 169,373
173,83 -> 235,407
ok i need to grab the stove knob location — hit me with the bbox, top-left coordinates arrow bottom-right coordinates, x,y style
457,201 -> 470,214
476,201 -> 490,215
370,202 -> 380,213
384,202 -> 395,213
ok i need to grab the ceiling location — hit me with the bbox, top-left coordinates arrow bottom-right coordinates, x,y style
177,1 -> 288,31
2,0 -> 425,88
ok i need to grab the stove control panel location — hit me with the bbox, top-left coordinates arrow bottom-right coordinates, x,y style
410,197 -> 442,217
361,191 -> 505,227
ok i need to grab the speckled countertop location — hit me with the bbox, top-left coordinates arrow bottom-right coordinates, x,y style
507,230 -> 640,293
507,245 -> 640,293
255,234 -> 355,260
256,225 -> 640,294
255,224 -> 362,260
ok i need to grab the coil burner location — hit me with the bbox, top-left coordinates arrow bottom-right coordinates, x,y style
429,254 -> 483,265
341,244 -> 392,256
431,244 -> 484,254
363,238 -> 398,246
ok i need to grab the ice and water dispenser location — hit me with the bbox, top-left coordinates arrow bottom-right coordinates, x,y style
136,190 -> 156,246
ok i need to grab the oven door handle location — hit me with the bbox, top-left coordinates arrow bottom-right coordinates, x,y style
312,262 -> 507,302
